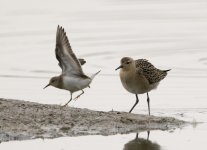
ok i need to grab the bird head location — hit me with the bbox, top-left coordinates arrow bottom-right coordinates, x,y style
115,57 -> 134,71
44,76 -> 59,89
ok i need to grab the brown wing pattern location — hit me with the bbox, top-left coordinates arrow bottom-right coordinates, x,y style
135,59 -> 168,84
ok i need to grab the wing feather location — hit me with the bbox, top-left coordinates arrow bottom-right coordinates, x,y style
55,25 -> 85,76
135,59 -> 168,84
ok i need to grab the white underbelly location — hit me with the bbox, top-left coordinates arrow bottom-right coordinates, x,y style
63,76 -> 91,92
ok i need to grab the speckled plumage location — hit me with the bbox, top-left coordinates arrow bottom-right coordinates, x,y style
116,57 -> 170,115
135,59 -> 170,84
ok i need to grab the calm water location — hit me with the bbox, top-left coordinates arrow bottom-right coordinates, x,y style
0,123 -> 207,150
0,0 -> 207,149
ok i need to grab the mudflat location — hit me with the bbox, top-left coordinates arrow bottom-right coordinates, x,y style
0,98 -> 187,142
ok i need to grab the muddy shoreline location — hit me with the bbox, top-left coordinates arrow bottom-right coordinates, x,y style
0,98 -> 187,142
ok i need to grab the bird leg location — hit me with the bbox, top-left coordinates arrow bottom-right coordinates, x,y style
147,92 -> 151,115
62,92 -> 72,107
129,94 -> 139,113
74,90 -> 84,100
147,131 -> 150,140
135,133 -> 139,140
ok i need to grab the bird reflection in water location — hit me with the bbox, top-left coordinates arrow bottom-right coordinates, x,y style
123,131 -> 161,150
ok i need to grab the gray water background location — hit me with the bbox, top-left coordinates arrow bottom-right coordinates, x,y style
0,0 -> 207,149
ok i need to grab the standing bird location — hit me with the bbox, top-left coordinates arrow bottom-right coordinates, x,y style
115,57 -> 170,115
44,25 -> 100,106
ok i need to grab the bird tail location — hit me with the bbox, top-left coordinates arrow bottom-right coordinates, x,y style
160,69 -> 171,80
90,70 -> 101,80
163,69 -> 171,72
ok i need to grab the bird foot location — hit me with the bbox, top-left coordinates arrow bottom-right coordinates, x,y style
61,103 -> 69,107
61,99 -> 72,107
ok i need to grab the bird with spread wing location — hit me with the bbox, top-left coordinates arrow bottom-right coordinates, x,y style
44,25 -> 100,106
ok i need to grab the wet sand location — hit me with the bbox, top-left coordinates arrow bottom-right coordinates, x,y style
0,98 -> 187,142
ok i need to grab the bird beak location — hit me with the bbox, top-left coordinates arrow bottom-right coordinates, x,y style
115,65 -> 123,71
43,83 -> 50,89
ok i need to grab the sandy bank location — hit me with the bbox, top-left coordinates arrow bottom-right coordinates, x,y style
0,98 -> 187,142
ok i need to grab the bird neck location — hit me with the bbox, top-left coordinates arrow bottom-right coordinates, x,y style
56,76 -> 64,89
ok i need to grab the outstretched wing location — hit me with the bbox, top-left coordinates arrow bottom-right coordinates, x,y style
55,25 -> 85,76
135,59 -> 168,84
57,58 -> 86,69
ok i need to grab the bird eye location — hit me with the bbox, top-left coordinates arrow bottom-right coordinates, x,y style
126,62 -> 130,64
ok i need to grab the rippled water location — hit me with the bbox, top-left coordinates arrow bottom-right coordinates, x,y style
0,0 -> 207,149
